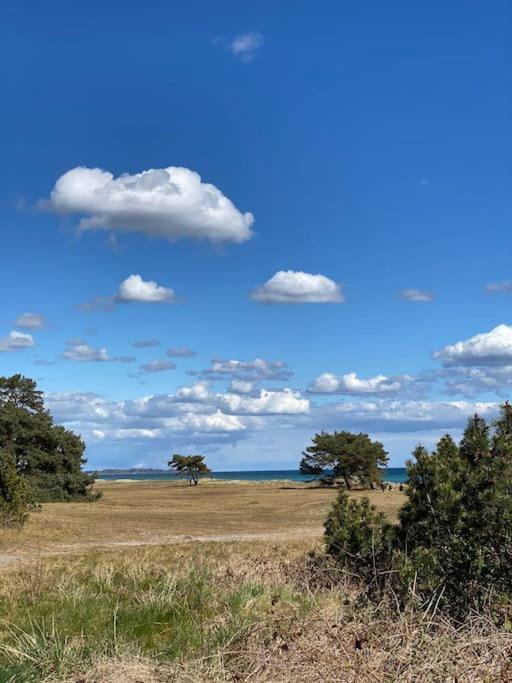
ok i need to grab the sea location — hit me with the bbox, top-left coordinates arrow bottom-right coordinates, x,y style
96,467 -> 408,483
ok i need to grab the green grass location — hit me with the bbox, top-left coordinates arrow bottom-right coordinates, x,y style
0,544 -> 313,682
0,542 -> 510,682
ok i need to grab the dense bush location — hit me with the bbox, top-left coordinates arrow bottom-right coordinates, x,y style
324,491 -> 393,584
0,374 -> 97,521
324,403 -> 512,617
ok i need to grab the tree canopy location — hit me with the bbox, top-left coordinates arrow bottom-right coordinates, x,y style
300,430 -> 389,488
0,374 -> 96,512
168,454 -> 212,486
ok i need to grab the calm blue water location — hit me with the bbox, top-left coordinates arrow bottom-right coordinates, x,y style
96,468 -> 408,483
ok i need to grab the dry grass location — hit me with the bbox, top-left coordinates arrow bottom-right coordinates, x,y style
3,482 -> 505,681
0,542 -> 510,683
0,480 -> 405,559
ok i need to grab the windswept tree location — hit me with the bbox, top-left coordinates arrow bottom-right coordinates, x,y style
0,374 -> 96,503
300,430 -> 388,489
168,454 -> 212,486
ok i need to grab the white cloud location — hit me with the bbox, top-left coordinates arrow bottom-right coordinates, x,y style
140,359 -> 176,373
117,274 -> 175,303
175,382 -> 210,402
81,275 -> 176,310
400,288 -> 434,302
229,379 -> 254,394
251,271 -> 344,304
167,346 -> 196,357
177,411 -> 245,433
47,166 -> 254,243
308,371 -> 409,395
218,388 -> 310,416
230,32 -> 264,61
485,281 -> 512,294
0,330 -> 35,352
15,313 -> 46,329
434,324 -> 512,367
63,341 -> 112,362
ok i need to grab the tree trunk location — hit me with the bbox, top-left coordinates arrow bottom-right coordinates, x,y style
343,474 -> 352,490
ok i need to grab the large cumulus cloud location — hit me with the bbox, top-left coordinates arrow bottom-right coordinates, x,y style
47,166 -> 254,243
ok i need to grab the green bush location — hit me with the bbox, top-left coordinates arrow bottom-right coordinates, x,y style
324,403 -> 512,617
325,490 -> 394,584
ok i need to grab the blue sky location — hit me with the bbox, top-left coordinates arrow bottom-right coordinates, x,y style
1,0 -> 511,470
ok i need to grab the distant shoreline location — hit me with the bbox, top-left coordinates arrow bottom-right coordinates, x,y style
90,467 -> 408,484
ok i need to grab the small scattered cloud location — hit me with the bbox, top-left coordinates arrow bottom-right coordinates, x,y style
81,274 -> 176,310
485,281 -> 512,294
132,339 -> 160,348
140,359 -> 176,373
230,32 -> 264,62
400,288 -> 434,302
252,271 -> 344,304
63,340 -> 113,362
166,346 -> 196,358
434,324 -> 512,367
0,331 -> 35,352
46,166 -> 254,244
15,313 -> 46,329
117,274 -> 175,303
119,356 -> 136,364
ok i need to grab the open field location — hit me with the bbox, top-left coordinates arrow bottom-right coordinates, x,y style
0,480 -> 406,562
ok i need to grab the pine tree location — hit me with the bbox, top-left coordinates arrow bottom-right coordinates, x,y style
0,448 -> 28,527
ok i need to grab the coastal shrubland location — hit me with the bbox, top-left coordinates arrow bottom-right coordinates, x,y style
325,405 -> 512,618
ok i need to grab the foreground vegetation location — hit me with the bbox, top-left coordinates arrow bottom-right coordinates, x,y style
0,542 -> 510,682
325,405 -> 512,618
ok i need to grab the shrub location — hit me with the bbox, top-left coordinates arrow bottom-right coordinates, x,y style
325,403 -> 512,618
324,490 -> 394,585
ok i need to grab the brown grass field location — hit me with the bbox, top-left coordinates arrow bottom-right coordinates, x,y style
1,481 -> 511,682
0,479 -> 405,561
